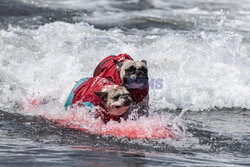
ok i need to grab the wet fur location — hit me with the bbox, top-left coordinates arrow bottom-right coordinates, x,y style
114,59 -> 148,87
95,85 -> 132,116
114,59 -> 149,118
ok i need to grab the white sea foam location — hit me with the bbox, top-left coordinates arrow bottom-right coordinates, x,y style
0,22 -> 249,111
19,99 -> 188,146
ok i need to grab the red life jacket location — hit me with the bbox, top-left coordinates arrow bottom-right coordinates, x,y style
72,76 -> 125,123
93,54 -> 148,103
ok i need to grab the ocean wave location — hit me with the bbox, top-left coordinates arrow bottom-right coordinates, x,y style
0,21 -> 249,111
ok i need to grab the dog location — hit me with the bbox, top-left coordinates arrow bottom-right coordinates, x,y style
113,59 -> 148,88
93,54 -> 149,119
60,76 -> 132,123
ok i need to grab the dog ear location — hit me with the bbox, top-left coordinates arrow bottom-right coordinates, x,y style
94,91 -> 108,103
113,59 -> 123,71
141,60 -> 147,66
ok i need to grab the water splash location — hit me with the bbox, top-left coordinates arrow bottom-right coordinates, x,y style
21,96 -> 183,138
0,21 -> 249,112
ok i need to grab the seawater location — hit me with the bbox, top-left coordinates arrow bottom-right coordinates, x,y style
0,0 -> 249,166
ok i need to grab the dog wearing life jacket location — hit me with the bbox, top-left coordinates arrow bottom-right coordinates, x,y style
93,54 -> 149,119
60,76 -> 132,123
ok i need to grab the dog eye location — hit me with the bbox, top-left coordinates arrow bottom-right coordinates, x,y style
113,94 -> 120,100
126,66 -> 136,73
123,93 -> 130,97
141,67 -> 147,73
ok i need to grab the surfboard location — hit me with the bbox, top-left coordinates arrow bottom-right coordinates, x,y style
55,116 -> 179,140
25,98 -> 179,140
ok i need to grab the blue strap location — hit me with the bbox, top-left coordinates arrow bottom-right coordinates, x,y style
64,78 -> 90,109
82,101 -> 94,112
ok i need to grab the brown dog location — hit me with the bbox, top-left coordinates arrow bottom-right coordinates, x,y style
93,54 -> 149,119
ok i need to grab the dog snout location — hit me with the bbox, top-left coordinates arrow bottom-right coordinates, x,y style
124,98 -> 132,106
136,69 -> 143,75
121,94 -> 132,106
136,70 -> 148,79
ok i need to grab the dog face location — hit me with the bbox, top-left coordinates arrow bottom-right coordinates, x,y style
94,85 -> 132,116
114,59 -> 148,88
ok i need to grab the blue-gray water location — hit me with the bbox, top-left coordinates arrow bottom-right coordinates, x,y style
0,0 -> 250,166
